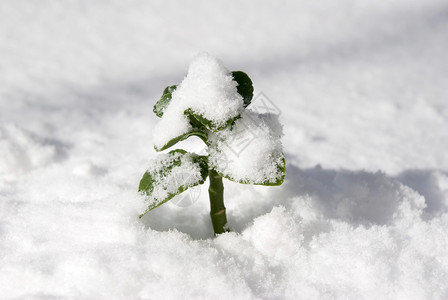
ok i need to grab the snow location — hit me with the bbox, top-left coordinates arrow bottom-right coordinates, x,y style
152,53 -> 284,185
140,150 -> 205,214
153,53 -> 243,149
1,0 -> 448,299
209,110 -> 285,184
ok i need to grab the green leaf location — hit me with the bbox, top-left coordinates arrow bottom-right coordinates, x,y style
154,113 -> 209,152
260,157 -> 286,186
184,108 -> 240,132
154,129 -> 208,152
207,109 -> 285,187
153,85 -> 177,117
138,150 -> 209,218
231,71 -> 253,108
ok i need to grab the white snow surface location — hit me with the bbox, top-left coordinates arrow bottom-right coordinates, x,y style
1,0 -> 448,299
153,53 -> 243,149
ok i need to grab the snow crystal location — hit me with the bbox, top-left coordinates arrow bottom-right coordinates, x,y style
153,53 -> 244,150
208,110 -> 284,184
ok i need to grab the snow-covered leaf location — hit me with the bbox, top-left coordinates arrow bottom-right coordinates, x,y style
218,155 -> 285,186
179,71 -> 252,131
154,128 -> 208,152
208,110 -> 285,185
154,113 -> 208,152
138,149 -> 208,217
152,54 -> 244,149
184,108 -> 239,132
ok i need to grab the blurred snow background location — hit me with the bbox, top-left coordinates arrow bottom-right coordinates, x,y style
1,0 -> 448,299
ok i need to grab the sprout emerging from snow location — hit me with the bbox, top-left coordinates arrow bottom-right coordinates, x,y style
139,54 -> 286,235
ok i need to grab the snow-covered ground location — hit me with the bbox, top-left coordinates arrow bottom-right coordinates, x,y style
1,0 -> 448,299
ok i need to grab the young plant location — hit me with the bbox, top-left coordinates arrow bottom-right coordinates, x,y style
138,54 -> 285,235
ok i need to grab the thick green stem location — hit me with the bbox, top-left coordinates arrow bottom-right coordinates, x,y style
208,169 -> 227,235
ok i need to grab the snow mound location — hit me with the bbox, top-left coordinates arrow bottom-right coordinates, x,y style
153,53 -> 244,149
0,124 -> 64,180
213,181 -> 448,299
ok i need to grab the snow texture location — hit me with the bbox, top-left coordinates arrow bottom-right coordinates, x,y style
1,0 -> 448,299
209,110 -> 284,184
141,151 -> 204,211
153,53 -> 243,149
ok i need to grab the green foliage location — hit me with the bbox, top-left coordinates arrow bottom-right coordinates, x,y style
138,149 -> 209,217
154,129 -> 208,152
184,108 -> 240,132
140,68 -> 285,234
153,85 -> 177,117
231,71 -> 254,108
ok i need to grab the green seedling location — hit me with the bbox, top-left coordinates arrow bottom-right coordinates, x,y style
139,66 -> 285,235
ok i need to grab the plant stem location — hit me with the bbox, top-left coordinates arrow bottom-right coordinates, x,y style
208,169 -> 227,235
